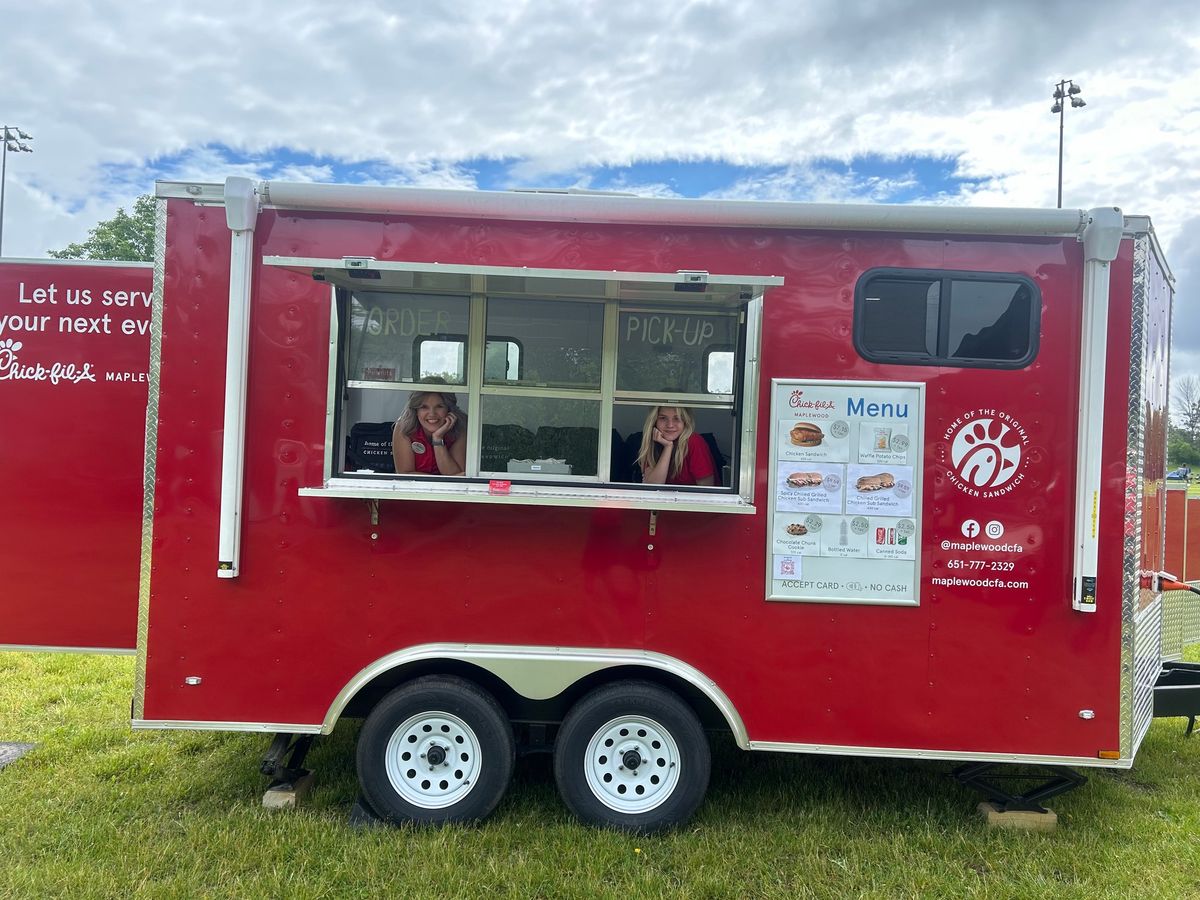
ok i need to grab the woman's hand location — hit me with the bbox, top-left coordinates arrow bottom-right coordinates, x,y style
642,427 -> 675,484
433,412 -> 456,440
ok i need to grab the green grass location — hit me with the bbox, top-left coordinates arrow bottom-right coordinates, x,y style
3,651 -> 1200,898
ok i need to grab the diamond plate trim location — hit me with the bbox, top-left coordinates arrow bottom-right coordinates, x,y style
1162,586 -> 1186,660
1122,234 -> 1152,759
1132,598 -> 1161,753
1184,584 -> 1200,647
132,198 -> 168,719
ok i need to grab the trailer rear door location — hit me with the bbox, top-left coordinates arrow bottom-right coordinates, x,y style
0,259 -> 152,652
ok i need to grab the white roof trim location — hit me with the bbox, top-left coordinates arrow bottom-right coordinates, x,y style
258,180 -> 1089,237
158,178 -> 1094,238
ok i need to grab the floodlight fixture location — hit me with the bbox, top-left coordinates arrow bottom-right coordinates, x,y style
1049,80 -> 1087,208
0,124 -> 34,256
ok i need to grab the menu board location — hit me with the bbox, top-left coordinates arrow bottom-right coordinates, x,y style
767,379 -> 923,605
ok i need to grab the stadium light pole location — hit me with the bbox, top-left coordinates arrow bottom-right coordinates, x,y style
0,125 -> 35,257
1050,80 -> 1086,209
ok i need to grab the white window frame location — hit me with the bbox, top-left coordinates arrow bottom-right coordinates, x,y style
265,256 -> 781,514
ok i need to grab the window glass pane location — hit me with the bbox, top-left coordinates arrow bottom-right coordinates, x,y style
417,339 -> 465,382
947,280 -> 1033,361
614,404 -> 734,487
617,310 -> 738,393
413,338 -> 521,382
348,292 -> 469,383
705,350 -> 735,394
485,340 -> 521,381
485,298 -> 603,389
860,280 -> 939,356
480,395 -> 600,477
340,387 -> 471,475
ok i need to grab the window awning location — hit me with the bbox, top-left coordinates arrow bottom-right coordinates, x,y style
264,257 -> 783,308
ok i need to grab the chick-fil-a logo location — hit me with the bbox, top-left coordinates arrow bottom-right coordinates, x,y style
788,389 -> 835,411
944,408 -> 1029,498
0,339 -> 96,385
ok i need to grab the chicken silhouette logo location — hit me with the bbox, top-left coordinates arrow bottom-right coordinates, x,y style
0,338 -> 21,368
946,412 -> 1029,497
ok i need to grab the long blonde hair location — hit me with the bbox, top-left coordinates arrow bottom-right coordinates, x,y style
395,390 -> 466,440
637,406 -> 696,481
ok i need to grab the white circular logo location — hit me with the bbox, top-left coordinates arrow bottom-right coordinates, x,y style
945,420 -> 1022,489
961,519 -> 981,538
948,415 -> 1025,491
985,520 -> 1005,539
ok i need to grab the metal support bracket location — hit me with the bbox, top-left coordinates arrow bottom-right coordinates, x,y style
260,732 -> 315,785
952,762 -> 1087,813
648,511 -> 658,536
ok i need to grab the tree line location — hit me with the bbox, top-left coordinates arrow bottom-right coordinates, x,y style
1171,374 -> 1200,470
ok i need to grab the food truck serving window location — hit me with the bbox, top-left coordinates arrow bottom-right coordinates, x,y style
853,268 -> 1040,369
267,257 -> 782,514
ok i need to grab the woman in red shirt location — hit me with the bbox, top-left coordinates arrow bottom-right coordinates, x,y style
637,405 -> 715,486
391,390 -> 467,476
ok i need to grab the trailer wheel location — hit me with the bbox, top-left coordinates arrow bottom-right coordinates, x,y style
356,675 -> 515,825
554,681 -> 710,833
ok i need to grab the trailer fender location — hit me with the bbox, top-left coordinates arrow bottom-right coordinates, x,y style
321,643 -> 749,749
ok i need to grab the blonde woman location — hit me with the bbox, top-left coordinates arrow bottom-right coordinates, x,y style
392,389 -> 467,476
637,406 -> 715,486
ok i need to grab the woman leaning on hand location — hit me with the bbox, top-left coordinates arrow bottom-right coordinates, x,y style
392,389 -> 467,476
637,405 -> 715,486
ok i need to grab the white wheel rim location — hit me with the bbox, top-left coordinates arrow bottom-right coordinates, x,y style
583,714 -> 681,814
384,710 -> 481,809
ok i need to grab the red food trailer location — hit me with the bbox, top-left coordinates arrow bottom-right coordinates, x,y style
0,258 -> 152,652
6,179 -> 1197,831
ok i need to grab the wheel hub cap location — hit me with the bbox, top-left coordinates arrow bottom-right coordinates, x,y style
384,711 -> 480,809
584,715 -> 681,814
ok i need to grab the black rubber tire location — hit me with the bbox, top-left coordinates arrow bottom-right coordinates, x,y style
356,675 -> 515,826
553,681 -> 710,833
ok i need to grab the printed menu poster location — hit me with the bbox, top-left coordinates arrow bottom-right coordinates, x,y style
767,379 -> 924,605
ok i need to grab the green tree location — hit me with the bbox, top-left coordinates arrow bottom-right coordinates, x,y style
48,194 -> 155,261
1168,433 -> 1200,469
1173,373 -> 1200,446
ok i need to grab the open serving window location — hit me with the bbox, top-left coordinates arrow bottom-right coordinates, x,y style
266,257 -> 782,513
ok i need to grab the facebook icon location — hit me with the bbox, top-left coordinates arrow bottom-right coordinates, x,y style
961,519 -> 981,538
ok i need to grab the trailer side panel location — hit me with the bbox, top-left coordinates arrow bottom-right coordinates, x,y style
0,259 -> 151,651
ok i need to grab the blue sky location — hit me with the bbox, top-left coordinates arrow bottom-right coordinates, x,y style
96,144 -> 969,206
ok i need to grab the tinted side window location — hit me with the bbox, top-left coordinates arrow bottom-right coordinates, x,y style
855,269 -> 1039,369
947,280 -> 1032,362
860,279 -> 939,356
